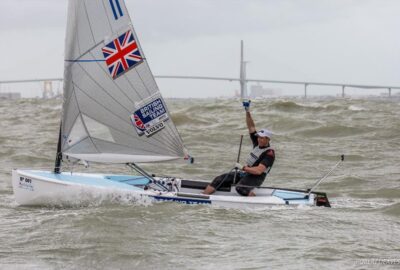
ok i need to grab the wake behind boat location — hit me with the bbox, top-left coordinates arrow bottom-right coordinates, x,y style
12,0 -> 333,209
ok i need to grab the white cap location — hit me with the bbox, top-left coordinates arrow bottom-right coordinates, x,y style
256,128 -> 273,139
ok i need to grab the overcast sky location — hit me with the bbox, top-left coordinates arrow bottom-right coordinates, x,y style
0,0 -> 399,98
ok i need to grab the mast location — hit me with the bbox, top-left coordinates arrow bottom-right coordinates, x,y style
54,123 -> 62,174
239,40 -> 247,99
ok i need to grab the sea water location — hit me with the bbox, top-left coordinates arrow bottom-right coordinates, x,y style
0,97 -> 399,269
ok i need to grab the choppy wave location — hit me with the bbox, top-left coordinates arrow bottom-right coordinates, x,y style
383,202 -> 400,217
268,99 -> 345,113
295,125 -> 368,138
348,105 -> 367,111
171,113 -> 211,126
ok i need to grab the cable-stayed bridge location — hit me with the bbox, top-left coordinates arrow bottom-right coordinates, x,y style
1,41 -> 399,98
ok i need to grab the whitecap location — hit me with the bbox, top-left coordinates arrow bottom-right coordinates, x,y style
348,105 -> 366,111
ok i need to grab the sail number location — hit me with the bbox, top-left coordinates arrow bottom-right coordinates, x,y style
18,176 -> 34,191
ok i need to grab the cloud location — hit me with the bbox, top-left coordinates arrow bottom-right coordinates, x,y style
128,0 -> 355,42
0,0 -> 67,31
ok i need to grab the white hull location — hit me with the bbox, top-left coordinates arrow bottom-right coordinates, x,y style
12,170 -> 148,207
12,169 -> 329,209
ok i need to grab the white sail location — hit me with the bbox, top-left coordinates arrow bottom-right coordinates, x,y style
61,0 -> 188,163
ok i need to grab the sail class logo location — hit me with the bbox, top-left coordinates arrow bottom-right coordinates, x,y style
108,0 -> 124,20
102,29 -> 143,79
131,98 -> 169,137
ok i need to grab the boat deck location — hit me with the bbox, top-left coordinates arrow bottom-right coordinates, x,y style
23,170 -> 146,191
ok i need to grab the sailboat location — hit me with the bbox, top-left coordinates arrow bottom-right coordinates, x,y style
12,0 -> 332,208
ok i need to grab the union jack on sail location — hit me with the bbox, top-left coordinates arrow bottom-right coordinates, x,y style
133,113 -> 146,132
102,30 -> 143,79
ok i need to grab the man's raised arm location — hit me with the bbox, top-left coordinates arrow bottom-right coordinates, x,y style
243,100 -> 256,133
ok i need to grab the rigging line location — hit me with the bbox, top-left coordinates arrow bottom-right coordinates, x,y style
127,163 -> 167,191
66,59 -> 105,62
72,83 -> 182,155
67,42 -> 105,63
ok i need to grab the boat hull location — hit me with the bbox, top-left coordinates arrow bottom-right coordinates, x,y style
11,170 -> 147,206
12,169 -> 329,208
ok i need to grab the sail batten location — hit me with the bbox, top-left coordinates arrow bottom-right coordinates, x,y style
61,0 -> 188,164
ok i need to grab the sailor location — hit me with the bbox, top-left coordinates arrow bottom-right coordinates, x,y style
203,100 -> 275,196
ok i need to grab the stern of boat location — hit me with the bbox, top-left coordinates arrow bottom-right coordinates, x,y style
313,191 -> 331,207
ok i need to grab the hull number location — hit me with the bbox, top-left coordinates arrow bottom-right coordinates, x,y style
18,176 -> 34,191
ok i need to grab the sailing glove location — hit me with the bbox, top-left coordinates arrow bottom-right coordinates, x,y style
242,100 -> 251,111
234,162 -> 243,170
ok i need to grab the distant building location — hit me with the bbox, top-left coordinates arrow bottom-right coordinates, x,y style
0,92 -> 21,99
249,84 -> 282,98
42,81 -> 55,99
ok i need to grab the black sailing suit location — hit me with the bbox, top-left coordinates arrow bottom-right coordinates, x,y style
209,132 -> 275,196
